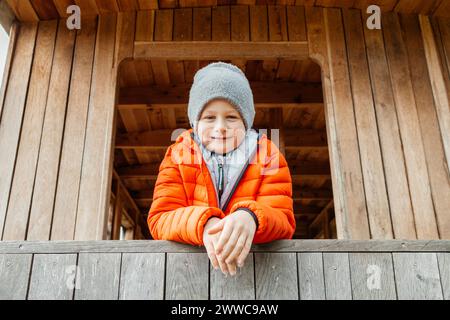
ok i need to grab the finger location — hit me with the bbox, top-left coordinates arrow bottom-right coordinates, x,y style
236,236 -> 253,267
219,228 -> 241,262
213,241 -> 229,275
227,259 -> 237,276
226,234 -> 247,267
215,222 -> 233,255
204,240 -> 219,270
207,219 -> 225,235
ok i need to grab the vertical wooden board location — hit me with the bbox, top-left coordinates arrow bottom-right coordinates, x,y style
116,11 -> 136,71
0,254 -> 32,299
402,15 -> 450,239
306,7 -> 345,239
6,0 -> 39,22
51,18 -> 97,240
138,0 -> 158,10
231,5 -> 249,41
323,8 -> 370,239
0,23 -> 37,240
297,253 -> 326,300
437,253 -> 450,300
112,186 -> 123,240
52,0 -> 75,18
193,7 -> 211,41
363,14 -> 416,239
173,8 -> 192,41
154,9 -> 173,41
28,254 -> 77,300
342,9 -> 393,239
135,10 -> 155,41
323,253 -> 352,300
382,12 -> 438,239
286,5 -> 306,41
268,5 -> 288,41
437,17 -> 450,76
26,20 -> 76,241
434,0 -> 450,18
212,5 -> 230,41
117,0 -> 139,11
75,253 -> 121,300
96,0 -> 120,13
421,16 -> 450,193
250,5 -> 268,41
30,0 -> 59,20
349,253 -> 396,300
394,0 -> 442,15
2,21 -> 57,241
74,0 -> 99,16
75,14 -> 118,240
119,253 -> 165,300
0,23 -> 18,121
166,253 -> 209,300
393,253 -> 443,300
167,60 -> 185,84
210,254 -> 255,300
255,253 -> 298,300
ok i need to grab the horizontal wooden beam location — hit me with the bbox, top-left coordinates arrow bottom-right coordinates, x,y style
133,41 -> 309,60
117,102 -> 324,110
115,128 -> 328,150
118,82 -> 323,105
1,240 -> 448,254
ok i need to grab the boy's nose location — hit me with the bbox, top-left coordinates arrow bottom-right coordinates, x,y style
214,117 -> 227,131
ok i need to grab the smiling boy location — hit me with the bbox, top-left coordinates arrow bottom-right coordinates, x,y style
147,62 -> 296,276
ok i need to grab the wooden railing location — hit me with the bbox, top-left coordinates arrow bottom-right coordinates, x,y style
0,240 -> 448,300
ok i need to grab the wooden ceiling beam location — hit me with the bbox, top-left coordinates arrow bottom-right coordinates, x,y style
118,82 -> 323,105
117,102 -> 324,110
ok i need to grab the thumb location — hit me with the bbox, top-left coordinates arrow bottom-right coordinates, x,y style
208,220 -> 224,235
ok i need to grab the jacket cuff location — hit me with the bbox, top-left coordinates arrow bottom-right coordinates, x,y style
235,207 -> 259,230
197,207 -> 224,246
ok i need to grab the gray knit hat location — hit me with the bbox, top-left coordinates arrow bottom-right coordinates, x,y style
188,61 -> 255,130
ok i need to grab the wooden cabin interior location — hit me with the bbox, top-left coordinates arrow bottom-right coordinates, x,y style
110,58 -> 333,240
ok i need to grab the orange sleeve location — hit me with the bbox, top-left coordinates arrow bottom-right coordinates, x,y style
229,141 -> 296,244
147,146 -> 225,246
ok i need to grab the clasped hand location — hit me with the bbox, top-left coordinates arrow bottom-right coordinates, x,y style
203,209 -> 257,276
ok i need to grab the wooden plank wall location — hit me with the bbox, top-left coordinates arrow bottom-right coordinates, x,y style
306,7 -> 450,239
0,15 -> 118,241
0,6 -> 449,240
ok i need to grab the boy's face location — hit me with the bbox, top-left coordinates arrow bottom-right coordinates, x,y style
195,99 -> 246,154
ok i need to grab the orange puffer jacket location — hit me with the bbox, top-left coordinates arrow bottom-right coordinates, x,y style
147,128 -> 296,246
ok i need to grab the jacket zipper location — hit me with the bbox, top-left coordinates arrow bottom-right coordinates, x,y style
220,131 -> 263,212
190,131 -> 262,212
217,158 -> 224,201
